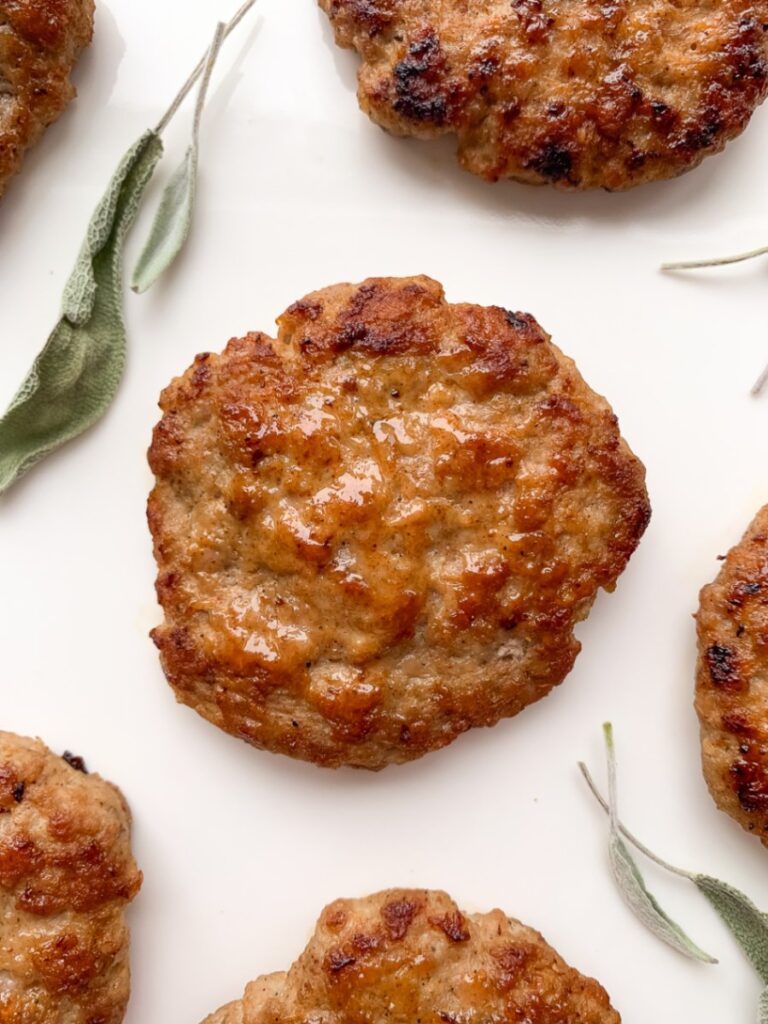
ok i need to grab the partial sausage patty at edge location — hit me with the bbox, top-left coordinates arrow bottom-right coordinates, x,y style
201,889 -> 621,1024
696,504 -> 768,847
0,0 -> 95,198
0,731 -> 142,1024
319,0 -> 768,190
148,276 -> 650,770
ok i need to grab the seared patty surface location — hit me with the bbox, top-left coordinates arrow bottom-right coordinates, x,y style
201,889 -> 621,1024
148,276 -> 650,770
319,0 -> 768,190
696,505 -> 768,847
0,731 -> 142,1023
0,0 -> 94,198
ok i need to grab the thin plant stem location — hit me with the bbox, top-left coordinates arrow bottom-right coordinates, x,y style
193,23 -> 226,144
752,363 -> 768,397
578,762 -> 694,881
155,0 -> 259,134
662,245 -> 768,272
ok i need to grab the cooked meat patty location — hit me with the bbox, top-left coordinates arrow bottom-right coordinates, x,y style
319,0 -> 768,190
696,505 -> 768,848
200,889 -> 621,1024
148,276 -> 650,770
0,0 -> 94,199
0,731 -> 142,1023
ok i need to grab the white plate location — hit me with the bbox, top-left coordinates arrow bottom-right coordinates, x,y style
2,2 -> 768,1021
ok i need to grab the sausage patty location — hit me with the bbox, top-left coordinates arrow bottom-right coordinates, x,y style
696,504 -> 768,848
0,731 -> 142,1023
0,0 -> 95,198
319,0 -> 768,190
148,276 -> 650,770
201,889 -> 620,1024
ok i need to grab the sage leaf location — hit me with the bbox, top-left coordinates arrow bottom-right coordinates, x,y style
0,0 -> 260,494
131,21 -> 226,294
0,133 -> 163,493
694,876 -> 768,983
601,724 -> 716,963
582,727 -> 768,1022
608,835 -> 716,963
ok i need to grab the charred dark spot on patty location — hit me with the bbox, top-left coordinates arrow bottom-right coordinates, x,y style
705,644 -> 740,688
62,751 -> 88,774
382,898 -> 419,940
326,949 -> 357,973
431,911 -> 470,942
393,31 -> 451,125
333,0 -> 394,36
526,142 -> 573,182
731,743 -> 768,813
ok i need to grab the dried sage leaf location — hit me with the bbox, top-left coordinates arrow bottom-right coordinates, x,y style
131,21 -> 226,294
0,133 -> 163,492
602,725 -> 716,963
582,725 -> 768,1022
0,0 -> 259,494
760,987 -> 768,1024
694,876 -> 768,984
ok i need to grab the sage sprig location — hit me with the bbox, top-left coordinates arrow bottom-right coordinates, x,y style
581,724 -> 768,1021
601,724 -> 716,963
661,245 -> 768,395
0,0 -> 258,494
131,21 -> 226,293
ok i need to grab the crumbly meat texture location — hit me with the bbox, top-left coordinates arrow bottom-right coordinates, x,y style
148,276 -> 650,771
319,0 -> 768,190
0,731 -> 142,1024
0,0 -> 95,199
200,889 -> 621,1024
696,504 -> 768,848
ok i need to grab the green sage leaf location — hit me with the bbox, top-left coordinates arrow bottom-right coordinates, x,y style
609,835 -> 716,963
601,724 -> 716,964
0,133 -> 163,493
694,875 -> 768,983
131,21 -> 226,294
760,987 -> 768,1024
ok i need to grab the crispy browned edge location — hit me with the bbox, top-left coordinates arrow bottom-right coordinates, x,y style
696,504 -> 768,847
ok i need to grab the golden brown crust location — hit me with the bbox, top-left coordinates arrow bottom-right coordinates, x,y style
0,0 -> 95,198
0,731 -> 142,1024
319,0 -> 768,190
696,505 -> 768,848
201,889 -> 621,1024
148,276 -> 650,770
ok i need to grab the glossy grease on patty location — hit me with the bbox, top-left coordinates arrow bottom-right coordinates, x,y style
201,889 -> 621,1024
0,731 -> 142,1023
319,0 -> 768,190
148,276 -> 650,770
697,505 -> 768,847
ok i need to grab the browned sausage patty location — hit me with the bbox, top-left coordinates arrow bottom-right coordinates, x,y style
201,889 -> 621,1024
0,0 -> 94,199
319,0 -> 768,190
0,731 -> 142,1023
148,276 -> 650,771
696,505 -> 768,848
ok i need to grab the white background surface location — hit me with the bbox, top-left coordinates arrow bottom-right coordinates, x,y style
2,2 -> 768,1021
